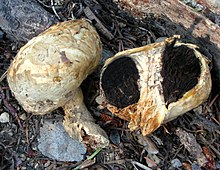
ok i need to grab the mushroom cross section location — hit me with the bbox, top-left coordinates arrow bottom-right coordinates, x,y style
100,36 -> 212,135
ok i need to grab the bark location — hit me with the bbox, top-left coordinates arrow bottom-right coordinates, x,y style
114,0 -> 220,86
0,0 -> 58,44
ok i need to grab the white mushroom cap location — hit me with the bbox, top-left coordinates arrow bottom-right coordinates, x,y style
7,19 -> 109,149
7,19 -> 102,115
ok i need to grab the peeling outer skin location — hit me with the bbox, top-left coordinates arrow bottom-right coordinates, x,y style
100,36 -> 212,136
7,19 -> 102,115
63,89 -> 109,149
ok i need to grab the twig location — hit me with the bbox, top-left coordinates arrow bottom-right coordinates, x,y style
73,147 -> 103,170
84,7 -> 114,40
209,94 -> 219,108
0,86 -> 24,132
199,135 -> 220,159
51,0 -> 61,20
37,0 -> 51,8
211,116 -> 220,126
104,158 -> 132,165
0,70 -> 8,82
131,161 -> 152,170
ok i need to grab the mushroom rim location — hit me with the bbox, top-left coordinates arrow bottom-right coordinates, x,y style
100,40 -> 204,111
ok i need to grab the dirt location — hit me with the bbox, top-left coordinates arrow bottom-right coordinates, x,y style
0,0 -> 220,170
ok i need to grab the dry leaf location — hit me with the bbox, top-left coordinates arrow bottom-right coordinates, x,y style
202,146 -> 216,170
182,162 -> 191,170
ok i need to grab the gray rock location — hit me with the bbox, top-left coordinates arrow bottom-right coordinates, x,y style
38,120 -> 86,162
171,158 -> 182,168
0,0 -> 58,44
191,163 -> 202,170
0,112 -> 10,123
109,129 -> 121,145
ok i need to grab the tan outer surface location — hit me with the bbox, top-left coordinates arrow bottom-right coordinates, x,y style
63,89 -> 109,149
101,36 -> 212,136
7,19 -> 102,114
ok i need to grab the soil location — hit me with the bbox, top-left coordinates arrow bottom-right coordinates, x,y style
0,0 -> 220,170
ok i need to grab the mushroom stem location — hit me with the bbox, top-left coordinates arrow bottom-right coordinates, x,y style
63,88 -> 109,149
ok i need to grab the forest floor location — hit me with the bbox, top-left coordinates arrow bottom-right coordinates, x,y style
0,0 -> 220,170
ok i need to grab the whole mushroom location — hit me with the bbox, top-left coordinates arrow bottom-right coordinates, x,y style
7,19 -> 109,148
100,36 -> 212,136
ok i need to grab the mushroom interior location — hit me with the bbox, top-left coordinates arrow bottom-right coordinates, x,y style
101,56 -> 140,108
161,44 -> 201,108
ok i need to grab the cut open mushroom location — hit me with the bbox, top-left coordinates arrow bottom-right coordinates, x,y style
100,36 -> 212,136
7,19 -> 109,149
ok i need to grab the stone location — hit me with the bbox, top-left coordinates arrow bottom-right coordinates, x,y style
171,158 -> 182,168
0,0 -> 58,43
19,113 -> 26,121
0,112 -> 10,123
38,120 -> 86,162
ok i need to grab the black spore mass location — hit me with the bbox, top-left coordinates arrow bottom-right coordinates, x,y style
101,56 -> 140,108
161,44 -> 201,107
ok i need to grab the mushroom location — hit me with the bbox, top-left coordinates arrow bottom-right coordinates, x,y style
100,35 -> 212,136
7,19 -> 109,148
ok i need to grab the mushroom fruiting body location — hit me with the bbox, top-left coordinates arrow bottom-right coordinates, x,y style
7,19 -> 109,148
100,36 -> 212,136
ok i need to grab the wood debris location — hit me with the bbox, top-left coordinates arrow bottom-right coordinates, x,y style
175,127 -> 208,167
